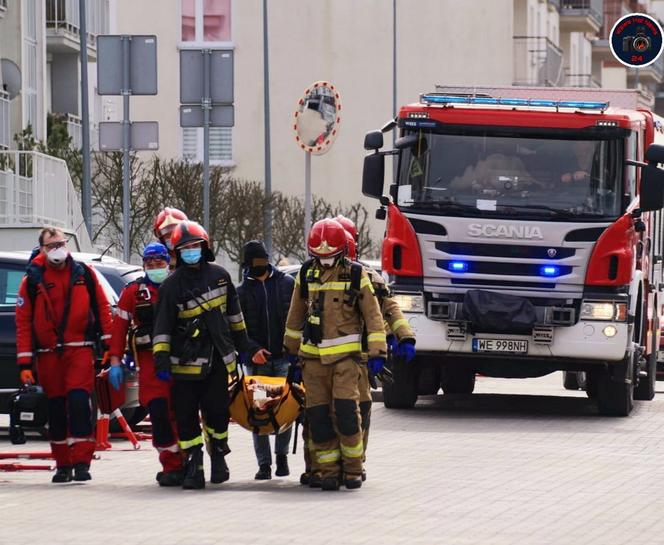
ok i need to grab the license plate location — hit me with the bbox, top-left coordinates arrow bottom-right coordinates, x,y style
472,338 -> 528,353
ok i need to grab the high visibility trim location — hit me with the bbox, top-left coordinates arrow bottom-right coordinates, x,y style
285,327 -> 302,340
300,341 -> 362,357
227,312 -> 244,323
177,286 -> 227,311
101,334 -> 111,340
204,427 -> 228,441
340,441 -> 364,459
177,295 -> 226,318
17,352 -> 33,358
229,320 -> 246,331
156,443 -> 180,453
153,342 -> 170,353
225,360 -> 237,373
316,448 -> 341,464
51,440 -> 68,445
153,334 -> 171,344
367,332 -> 386,344
179,435 -> 204,450
134,334 -> 151,345
390,318 -> 410,332
360,277 -> 375,293
116,308 -> 132,321
307,282 -> 350,293
318,334 -> 362,348
222,352 -> 236,364
171,365 -> 203,375
68,437 -> 95,445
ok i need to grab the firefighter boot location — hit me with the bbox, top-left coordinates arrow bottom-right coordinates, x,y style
182,447 -> 205,490
210,439 -> 230,484
321,475 -> 340,491
157,470 -> 184,487
73,463 -> 91,482
52,466 -> 73,483
275,454 -> 290,477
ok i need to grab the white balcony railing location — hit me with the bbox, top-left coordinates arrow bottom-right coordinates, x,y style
513,36 -> 564,87
0,151 -> 92,249
0,91 -> 9,150
46,0 -> 109,45
66,113 -> 82,150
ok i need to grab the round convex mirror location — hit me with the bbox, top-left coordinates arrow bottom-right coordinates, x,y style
294,81 -> 342,155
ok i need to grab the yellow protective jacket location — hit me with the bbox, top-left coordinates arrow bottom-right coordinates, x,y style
283,259 -> 387,364
364,266 -> 415,343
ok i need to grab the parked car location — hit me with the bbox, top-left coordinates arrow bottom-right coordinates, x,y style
0,250 -> 143,417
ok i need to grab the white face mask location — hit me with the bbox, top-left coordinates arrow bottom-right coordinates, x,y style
47,247 -> 68,265
318,257 -> 336,268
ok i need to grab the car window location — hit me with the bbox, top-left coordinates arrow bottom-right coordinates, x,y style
0,263 -> 26,307
90,268 -> 119,306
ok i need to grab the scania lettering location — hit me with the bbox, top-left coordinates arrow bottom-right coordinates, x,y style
362,86 -> 664,416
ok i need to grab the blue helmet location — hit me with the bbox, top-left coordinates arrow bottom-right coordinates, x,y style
142,241 -> 170,263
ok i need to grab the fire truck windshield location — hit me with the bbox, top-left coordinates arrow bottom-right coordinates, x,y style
397,130 -> 623,220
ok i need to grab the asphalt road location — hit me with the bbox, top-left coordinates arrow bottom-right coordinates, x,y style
2,373 -> 664,545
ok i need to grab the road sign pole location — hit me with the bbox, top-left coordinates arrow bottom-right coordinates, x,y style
203,50 -> 211,232
78,0 -> 92,236
304,151 -> 311,243
122,36 -> 131,263
262,0 -> 273,255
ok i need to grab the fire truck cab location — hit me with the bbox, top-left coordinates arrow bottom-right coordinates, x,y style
363,86 -> 664,416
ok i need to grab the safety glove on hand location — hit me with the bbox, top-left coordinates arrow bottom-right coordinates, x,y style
396,339 -> 416,363
156,370 -> 172,382
368,357 -> 386,375
20,369 -> 35,385
108,365 -> 125,391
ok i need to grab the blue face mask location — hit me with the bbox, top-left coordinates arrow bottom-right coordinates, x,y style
145,267 -> 169,284
180,248 -> 202,265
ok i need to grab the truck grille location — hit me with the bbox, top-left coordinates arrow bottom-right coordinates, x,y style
438,260 -> 573,277
435,241 -> 575,260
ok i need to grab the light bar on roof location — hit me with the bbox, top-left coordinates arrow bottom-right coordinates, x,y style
420,94 -> 609,111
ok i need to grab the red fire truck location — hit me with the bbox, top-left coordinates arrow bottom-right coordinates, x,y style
362,86 -> 664,416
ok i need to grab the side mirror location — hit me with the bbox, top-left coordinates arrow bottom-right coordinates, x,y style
646,144 -> 664,164
364,130 -> 384,151
362,153 -> 385,199
395,133 -> 419,150
640,164 -> 664,211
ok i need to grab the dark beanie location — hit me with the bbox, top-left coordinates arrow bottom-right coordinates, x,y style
241,240 -> 269,266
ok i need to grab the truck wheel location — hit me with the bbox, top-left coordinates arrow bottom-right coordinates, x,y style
440,367 -> 476,395
634,351 -> 657,401
382,360 -> 418,409
595,360 -> 634,417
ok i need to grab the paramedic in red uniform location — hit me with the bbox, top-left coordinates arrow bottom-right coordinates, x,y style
15,227 -> 112,483
107,242 -> 184,486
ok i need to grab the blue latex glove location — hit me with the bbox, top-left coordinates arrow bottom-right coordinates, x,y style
108,365 -> 124,391
287,353 -> 299,365
368,357 -> 385,375
397,341 -> 416,363
290,363 -> 303,384
386,334 -> 398,355
156,370 -> 172,382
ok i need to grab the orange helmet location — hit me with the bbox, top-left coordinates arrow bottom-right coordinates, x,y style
154,207 -> 188,246
171,221 -> 209,250
308,218 -> 347,259
344,229 -> 357,261
335,215 -> 357,241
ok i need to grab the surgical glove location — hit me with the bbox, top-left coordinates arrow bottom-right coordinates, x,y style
109,365 -> 124,391
156,370 -> 172,382
397,340 -> 416,363
386,334 -> 398,355
20,369 -> 35,385
368,357 -> 386,375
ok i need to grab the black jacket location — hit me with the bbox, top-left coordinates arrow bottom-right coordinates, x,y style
237,265 -> 294,359
153,261 -> 251,380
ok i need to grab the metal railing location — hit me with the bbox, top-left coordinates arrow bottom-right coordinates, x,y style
548,0 -> 561,10
564,73 -> 601,87
0,0 -> 7,12
513,36 -> 564,87
45,0 -> 109,44
65,113 -> 82,150
0,151 -> 91,248
0,91 -> 9,150
561,0 -> 604,27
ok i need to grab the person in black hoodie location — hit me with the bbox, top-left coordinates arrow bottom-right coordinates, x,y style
237,240 -> 295,480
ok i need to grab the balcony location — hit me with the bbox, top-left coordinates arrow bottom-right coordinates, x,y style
560,0 -> 603,33
0,91 -> 9,150
0,150 -> 92,250
513,36 -> 564,87
548,0 -> 561,11
565,73 -> 601,87
65,113 -> 82,150
0,0 -> 7,18
45,0 -> 110,59
627,53 -> 664,86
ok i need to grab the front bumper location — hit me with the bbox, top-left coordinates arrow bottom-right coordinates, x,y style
404,313 -> 629,362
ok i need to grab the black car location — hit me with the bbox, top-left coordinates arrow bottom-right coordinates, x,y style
0,250 -> 143,413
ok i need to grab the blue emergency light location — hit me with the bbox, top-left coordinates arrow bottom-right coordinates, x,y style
449,261 -> 469,272
420,94 -> 608,111
540,265 -> 560,277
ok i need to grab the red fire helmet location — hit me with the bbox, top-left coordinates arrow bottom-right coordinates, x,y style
153,207 -> 188,241
308,218 -> 347,258
344,229 -> 357,261
171,220 -> 209,250
335,215 -> 357,241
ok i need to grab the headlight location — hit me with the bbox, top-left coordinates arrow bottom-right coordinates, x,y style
580,301 -> 628,322
392,293 -> 424,313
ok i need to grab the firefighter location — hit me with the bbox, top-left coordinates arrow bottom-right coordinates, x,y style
107,242 -> 183,487
15,227 -> 112,483
237,240 -> 295,480
153,207 -> 188,253
284,218 -> 387,491
153,221 -> 254,490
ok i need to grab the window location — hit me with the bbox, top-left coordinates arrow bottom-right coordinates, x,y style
0,264 -> 24,307
182,126 -> 233,164
181,0 -> 231,43
23,0 -> 38,136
